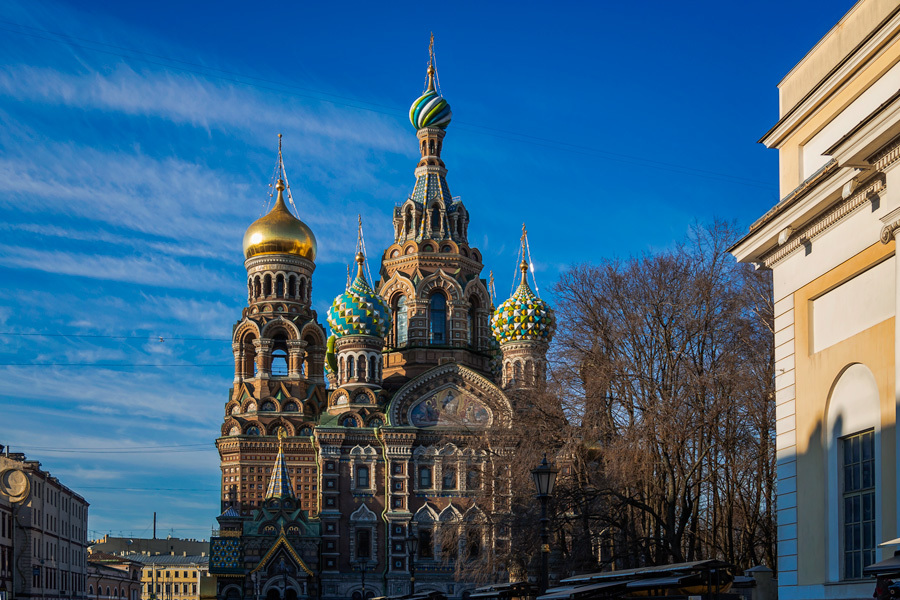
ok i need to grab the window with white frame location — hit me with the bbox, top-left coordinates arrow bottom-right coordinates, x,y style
842,429 -> 875,579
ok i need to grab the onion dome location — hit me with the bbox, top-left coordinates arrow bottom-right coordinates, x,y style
327,253 -> 391,338
491,260 -> 556,345
409,65 -> 452,130
242,179 -> 317,261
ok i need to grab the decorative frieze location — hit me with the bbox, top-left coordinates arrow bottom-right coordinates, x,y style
762,176 -> 885,268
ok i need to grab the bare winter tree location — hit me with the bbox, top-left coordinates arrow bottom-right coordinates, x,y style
433,221 -> 775,584
546,220 -> 775,572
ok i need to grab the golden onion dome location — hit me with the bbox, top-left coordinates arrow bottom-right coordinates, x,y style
242,179 -> 317,261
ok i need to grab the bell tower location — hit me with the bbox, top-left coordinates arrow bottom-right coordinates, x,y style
217,137 -> 328,516
378,38 -> 493,390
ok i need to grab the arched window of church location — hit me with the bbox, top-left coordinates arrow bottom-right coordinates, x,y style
404,208 -> 413,236
468,297 -> 479,348
299,278 -> 307,302
358,355 -> 367,381
275,274 -> 285,297
430,293 -> 446,344
457,218 -> 464,237
271,350 -> 288,376
287,275 -> 296,299
428,139 -> 435,155
467,529 -> 480,558
356,465 -> 369,488
254,276 -> 261,299
525,361 -> 534,385
369,356 -> 377,382
395,295 -> 408,346
513,362 -> 522,382
442,468 -> 456,490
347,356 -> 355,379
339,356 -> 345,383
430,205 -> 441,232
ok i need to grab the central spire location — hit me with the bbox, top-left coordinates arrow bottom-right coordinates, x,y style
265,429 -> 295,500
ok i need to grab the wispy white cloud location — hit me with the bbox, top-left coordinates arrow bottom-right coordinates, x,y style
0,243 -> 234,290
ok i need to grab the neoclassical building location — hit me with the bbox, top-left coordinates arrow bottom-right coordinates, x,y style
209,50 -> 556,600
731,1 -> 900,598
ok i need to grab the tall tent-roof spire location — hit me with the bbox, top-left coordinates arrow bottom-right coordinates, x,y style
265,429 -> 295,500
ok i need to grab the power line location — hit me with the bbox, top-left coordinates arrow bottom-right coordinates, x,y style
0,19 -> 777,191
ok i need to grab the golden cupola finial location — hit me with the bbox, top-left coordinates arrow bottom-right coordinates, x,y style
242,136 -> 317,261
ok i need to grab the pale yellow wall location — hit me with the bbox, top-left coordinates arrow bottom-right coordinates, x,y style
780,0 -> 900,114
777,38 -> 900,195
793,241 -> 896,585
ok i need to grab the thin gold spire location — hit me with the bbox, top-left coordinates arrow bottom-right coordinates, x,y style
426,32 -> 436,92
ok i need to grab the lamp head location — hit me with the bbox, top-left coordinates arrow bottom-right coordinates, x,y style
531,454 -> 559,497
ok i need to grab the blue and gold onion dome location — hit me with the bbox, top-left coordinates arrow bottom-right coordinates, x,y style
242,179 -> 317,261
327,253 -> 391,338
409,65 -> 452,130
491,261 -> 556,345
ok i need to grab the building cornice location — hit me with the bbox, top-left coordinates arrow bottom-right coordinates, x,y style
760,175 -> 885,268
759,6 -> 900,149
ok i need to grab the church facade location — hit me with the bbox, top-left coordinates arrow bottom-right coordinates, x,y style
209,50 -> 555,600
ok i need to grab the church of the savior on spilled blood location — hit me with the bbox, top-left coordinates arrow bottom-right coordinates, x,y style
208,48 -> 556,600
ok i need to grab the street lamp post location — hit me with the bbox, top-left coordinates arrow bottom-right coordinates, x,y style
406,531 -> 419,596
531,455 -> 558,595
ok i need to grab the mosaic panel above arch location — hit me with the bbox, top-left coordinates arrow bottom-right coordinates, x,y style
408,388 -> 492,427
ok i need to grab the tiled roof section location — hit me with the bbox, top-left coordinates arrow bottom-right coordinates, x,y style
410,172 -> 453,208
264,442 -> 294,500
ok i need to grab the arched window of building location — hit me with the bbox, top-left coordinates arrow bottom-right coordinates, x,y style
405,208 -> 413,236
339,356 -> 345,383
347,356 -> 355,380
430,205 -> 441,232
287,275 -> 296,299
254,276 -> 261,299
358,355 -> 367,381
369,356 -> 377,382
89,586 -> 94,596
525,361 -> 534,385
513,361 -> 523,382
395,295 -> 408,346
299,278 -> 307,302
442,468 -> 456,490
467,530 -> 480,558
275,274 -> 284,297
357,465 -> 370,488
430,293 -> 446,344
263,274 -> 272,296
271,349 -> 288,376
428,139 -> 435,155
468,297 -> 480,347
466,468 -> 481,489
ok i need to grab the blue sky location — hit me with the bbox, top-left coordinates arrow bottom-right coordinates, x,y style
0,0 -> 853,539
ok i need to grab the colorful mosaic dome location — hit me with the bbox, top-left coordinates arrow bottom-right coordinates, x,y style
491,261 -> 556,345
409,65 -> 452,130
327,253 -> 391,338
